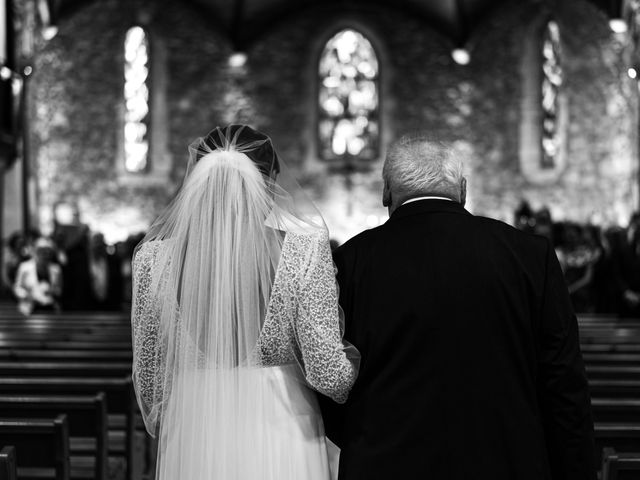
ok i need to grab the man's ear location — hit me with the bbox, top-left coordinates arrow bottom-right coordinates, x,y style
382,179 -> 392,207
460,177 -> 467,207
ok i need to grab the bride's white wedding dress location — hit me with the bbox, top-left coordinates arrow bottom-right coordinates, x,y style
132,231 -> 355,479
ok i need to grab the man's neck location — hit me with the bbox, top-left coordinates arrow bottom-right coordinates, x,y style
402,195 -> 454,206
388,193 -> 459,216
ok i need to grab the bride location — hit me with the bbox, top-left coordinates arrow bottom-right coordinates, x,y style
130,124 -> 360,479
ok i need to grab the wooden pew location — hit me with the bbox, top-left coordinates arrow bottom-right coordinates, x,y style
0,415 -> 70,480
583,354 -> 640,366
0,327 -> 131,344
586,366 -> 640,380
0,324 -> 130,337
0,316 -> 128,325
0,332 -> 130,342
582,344 -> 640,354
602,448 -> 640,480
0,331 -> 130,341
580,332 -> 640,345
578,313 -> 634,322
591,398 -> 640,423
580,320 -> 640,327
0,313 -> 128,323
579,314 -> 637,322
0,446 -> 17,480
595,423 -> 640,465
0,394 -> 107,480
0,377 -> 136,480
0,341 -> 130,351
0,350 -> 132,362
0,317 -> 128,325
580,325 -> 640,334
0,324 -> 129,331
0,362 -> 131,377
589,380 -> 640,398
0,333 -> 130,343
0,314 -> 128,322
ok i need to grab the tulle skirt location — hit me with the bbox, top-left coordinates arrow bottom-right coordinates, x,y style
155,365 -> 336,480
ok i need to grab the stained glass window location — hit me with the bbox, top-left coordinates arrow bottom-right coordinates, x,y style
541,21 -> 562,169
318,29 -> 379,162
124,26 -> 150,173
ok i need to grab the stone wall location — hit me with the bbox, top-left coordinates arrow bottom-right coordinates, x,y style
28,0 -> 638,243
31,0 -> 234,240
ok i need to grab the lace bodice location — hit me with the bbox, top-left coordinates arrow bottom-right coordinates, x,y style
131,232 -> 357,422
256,232 -> 357,403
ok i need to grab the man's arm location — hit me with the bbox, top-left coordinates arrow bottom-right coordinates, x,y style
537,239 -> 597,480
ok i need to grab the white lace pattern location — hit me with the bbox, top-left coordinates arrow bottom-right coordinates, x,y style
131,231 -> 357,422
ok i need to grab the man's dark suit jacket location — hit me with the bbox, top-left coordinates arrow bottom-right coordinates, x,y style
321,199 -> 597,480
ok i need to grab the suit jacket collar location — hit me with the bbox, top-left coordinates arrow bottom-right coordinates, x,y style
389,198 -> 472,222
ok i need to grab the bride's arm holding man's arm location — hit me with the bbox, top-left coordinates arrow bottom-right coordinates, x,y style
130,242 -> 165,437
294,233 -> 360,404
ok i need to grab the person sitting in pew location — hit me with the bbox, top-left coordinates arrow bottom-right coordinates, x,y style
13,238 -> 63,316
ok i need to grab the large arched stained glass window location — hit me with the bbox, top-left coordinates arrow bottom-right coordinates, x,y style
318,29 -> 379,163
541,20 -> 562,169
124,26 -> 150,173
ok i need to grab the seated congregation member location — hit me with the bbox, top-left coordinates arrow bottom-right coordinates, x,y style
582,225 -> 614,314
88,232 -> 122,310
556,223 -> 601,314
533,206 -> 554,242
602,226 -> 627,315
613,213 -> 640,317
513,199 -> 536,233
4,231 -> 32,291
53,203 -> 94,311
320,134 -> 597,480
13,237 -> 63,315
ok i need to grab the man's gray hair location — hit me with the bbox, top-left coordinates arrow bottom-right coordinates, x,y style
382,134 -> 464,197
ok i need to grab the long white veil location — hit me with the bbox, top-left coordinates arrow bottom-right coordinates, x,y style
131,125 -> 351,478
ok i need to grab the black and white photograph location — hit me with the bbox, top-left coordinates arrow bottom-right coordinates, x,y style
0,0 -> 639,479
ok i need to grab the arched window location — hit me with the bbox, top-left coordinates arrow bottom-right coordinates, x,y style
541,20 -> 562,169
519,17 -> 567,184
124,26 -> 150,173
318,29 -> 379,163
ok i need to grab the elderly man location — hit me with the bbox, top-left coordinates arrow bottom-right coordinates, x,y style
320,135 -> 596,480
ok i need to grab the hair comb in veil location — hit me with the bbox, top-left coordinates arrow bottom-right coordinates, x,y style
190,124 -> 280,177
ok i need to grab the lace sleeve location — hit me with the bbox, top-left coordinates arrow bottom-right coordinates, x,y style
293,233 -> 360,404
131,242 -> 165,436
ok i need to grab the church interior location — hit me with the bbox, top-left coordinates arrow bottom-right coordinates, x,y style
1,0 -> 640,478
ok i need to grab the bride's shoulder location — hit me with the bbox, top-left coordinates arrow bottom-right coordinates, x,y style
284,229 -> 329,248
282,230 -> 331,267
134,240 -> 170,266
